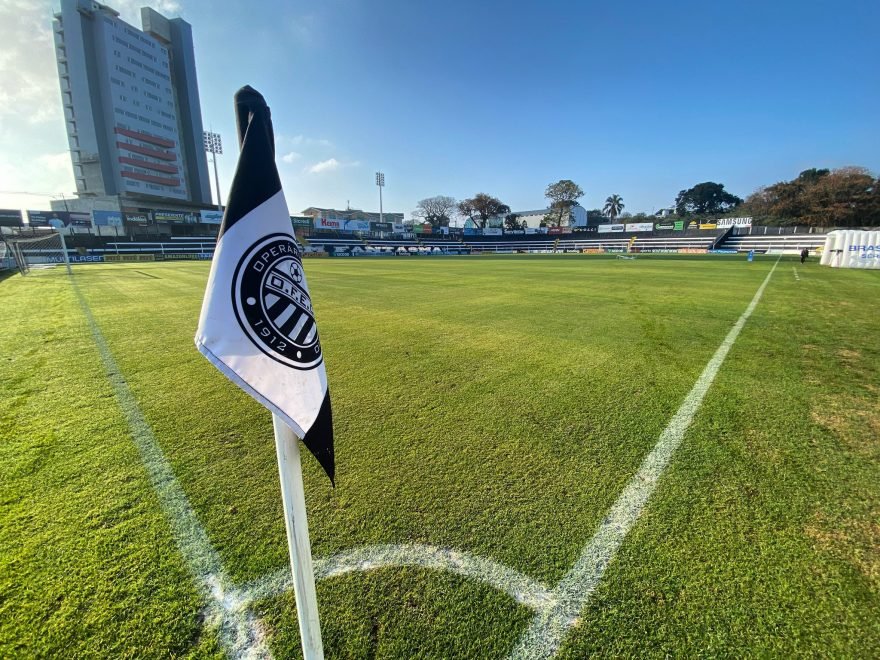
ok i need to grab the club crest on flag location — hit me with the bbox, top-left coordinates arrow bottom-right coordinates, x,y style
232,233 -> 323,370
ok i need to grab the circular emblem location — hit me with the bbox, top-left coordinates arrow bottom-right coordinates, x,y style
232,234 -> 322,370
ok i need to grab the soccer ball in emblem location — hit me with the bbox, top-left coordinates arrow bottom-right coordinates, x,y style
289,262 -> 303,284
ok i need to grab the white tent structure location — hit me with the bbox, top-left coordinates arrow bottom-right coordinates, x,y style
820,230 -> 880,269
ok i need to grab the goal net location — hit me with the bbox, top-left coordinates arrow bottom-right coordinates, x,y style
2,230 -> 71,276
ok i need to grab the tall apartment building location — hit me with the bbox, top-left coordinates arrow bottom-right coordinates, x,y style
53,0 -> 211,209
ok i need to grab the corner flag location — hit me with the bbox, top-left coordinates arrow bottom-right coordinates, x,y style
195,85 -> 334,483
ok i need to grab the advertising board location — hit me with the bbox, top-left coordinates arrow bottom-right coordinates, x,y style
597,224 -> 624,233
573,226 -> 598,233
0,209 -> 23,227
341,219 -> 371,232
655,222 -> 674,231
290,215 -> 312,228
27,210 -> 92,228
715,217 -> 752,228
679,248 -> 708,254
674,221 -> 685,230
200,210 -> 223,225
371,221 -> 393,232
625,222 -> 654,233
699,223 -> 718,230
92,210 -> 124,227
483,228 -> 503,236
548,226 -> 572,235
154,210 -> 197,224
123,212 -> 151,225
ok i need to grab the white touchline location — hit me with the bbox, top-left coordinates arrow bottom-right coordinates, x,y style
73,281 -> 271,660
793,267 -> 800,281
508,257 -> 781,660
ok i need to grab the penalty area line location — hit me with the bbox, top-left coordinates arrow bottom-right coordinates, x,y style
509,257 -> 781,660
72,280 -> 271,659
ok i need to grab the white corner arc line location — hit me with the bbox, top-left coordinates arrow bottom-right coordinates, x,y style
242,544 -> 556,613
509,258 -> 780,660
72,281 -> 271,659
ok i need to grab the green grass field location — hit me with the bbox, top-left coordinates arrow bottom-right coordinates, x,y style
1,254 -> 878,658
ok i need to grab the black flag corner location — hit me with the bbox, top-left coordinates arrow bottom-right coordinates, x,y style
219,84 -> 281,238
302,392 -> 335,486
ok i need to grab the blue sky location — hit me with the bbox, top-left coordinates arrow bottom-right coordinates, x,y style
1,0 -> 878,218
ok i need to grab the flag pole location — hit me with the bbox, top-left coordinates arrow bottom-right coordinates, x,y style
272,413 -> 325,660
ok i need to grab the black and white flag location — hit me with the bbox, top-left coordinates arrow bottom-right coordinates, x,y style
196,86 -> 334,482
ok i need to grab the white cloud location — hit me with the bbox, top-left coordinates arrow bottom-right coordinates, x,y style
307,158 -> 339,174
281,151 -> 302,164
281,134 -> 333,149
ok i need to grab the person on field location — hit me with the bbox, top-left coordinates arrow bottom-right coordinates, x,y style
800,247 -> 809,263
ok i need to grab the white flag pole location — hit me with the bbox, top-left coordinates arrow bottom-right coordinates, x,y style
272,413 -> 325,660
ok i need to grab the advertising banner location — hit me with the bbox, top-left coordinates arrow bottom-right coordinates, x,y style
505,230 -> 525,235
679,248 -> 708,254
315,217 -> 342,230
597,224 -> 625,233
581,248 -> 603,254
419,223 -> 433,235
674,221 -> 685,231
371,221 -> 393,232
200,209 -> 223,225
27,210 -> 92,228
92,210 -> 123,227
154,209 -> 197,224
573,226 -> 597,233
0,209 -> 23,226
699,223 -> 718,230
463,228 -> 477,235
625,222 -> 654,233
483,228 -> 503,236
708,249 -> 738,254
123,211 -> 151,225
548,226 -> 572,235
412,224 -> 423,234
715,217 -> 752,228
687,221 -> 698,229
290,215 -> 312,228
341,219 -> 371,232
439,226 -> 449,235
392,222 -> 406,233
655,222 -> 674,231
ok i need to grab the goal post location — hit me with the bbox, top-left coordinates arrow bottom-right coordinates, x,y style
3,230 -> 73,276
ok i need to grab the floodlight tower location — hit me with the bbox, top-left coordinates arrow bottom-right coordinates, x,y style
204,131 -> 223,211
375,171 -> 385,225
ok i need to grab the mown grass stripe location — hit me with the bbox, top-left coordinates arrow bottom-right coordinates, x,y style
510,257 -> 781,659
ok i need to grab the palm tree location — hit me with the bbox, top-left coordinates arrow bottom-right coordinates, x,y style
603,194 -> 624,221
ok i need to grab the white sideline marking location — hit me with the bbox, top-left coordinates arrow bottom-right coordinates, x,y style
244,544 -> 556,613
73,282 -> 271,659
793,267 -> 800,281
508,258 -> 780,659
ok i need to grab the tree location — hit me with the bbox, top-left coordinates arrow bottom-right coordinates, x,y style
741,166 -> 880,227
674,182 -> 742,216
586,208 -> 605,224
603,194 -> 624,220
504,213 -> 525,230
545,179 -> 584,226
413,196 -> 457,228
457,193 -> 510,229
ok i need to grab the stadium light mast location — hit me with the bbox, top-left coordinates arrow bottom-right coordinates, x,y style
375,171 -> 384,225
204,131 -> 223,212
